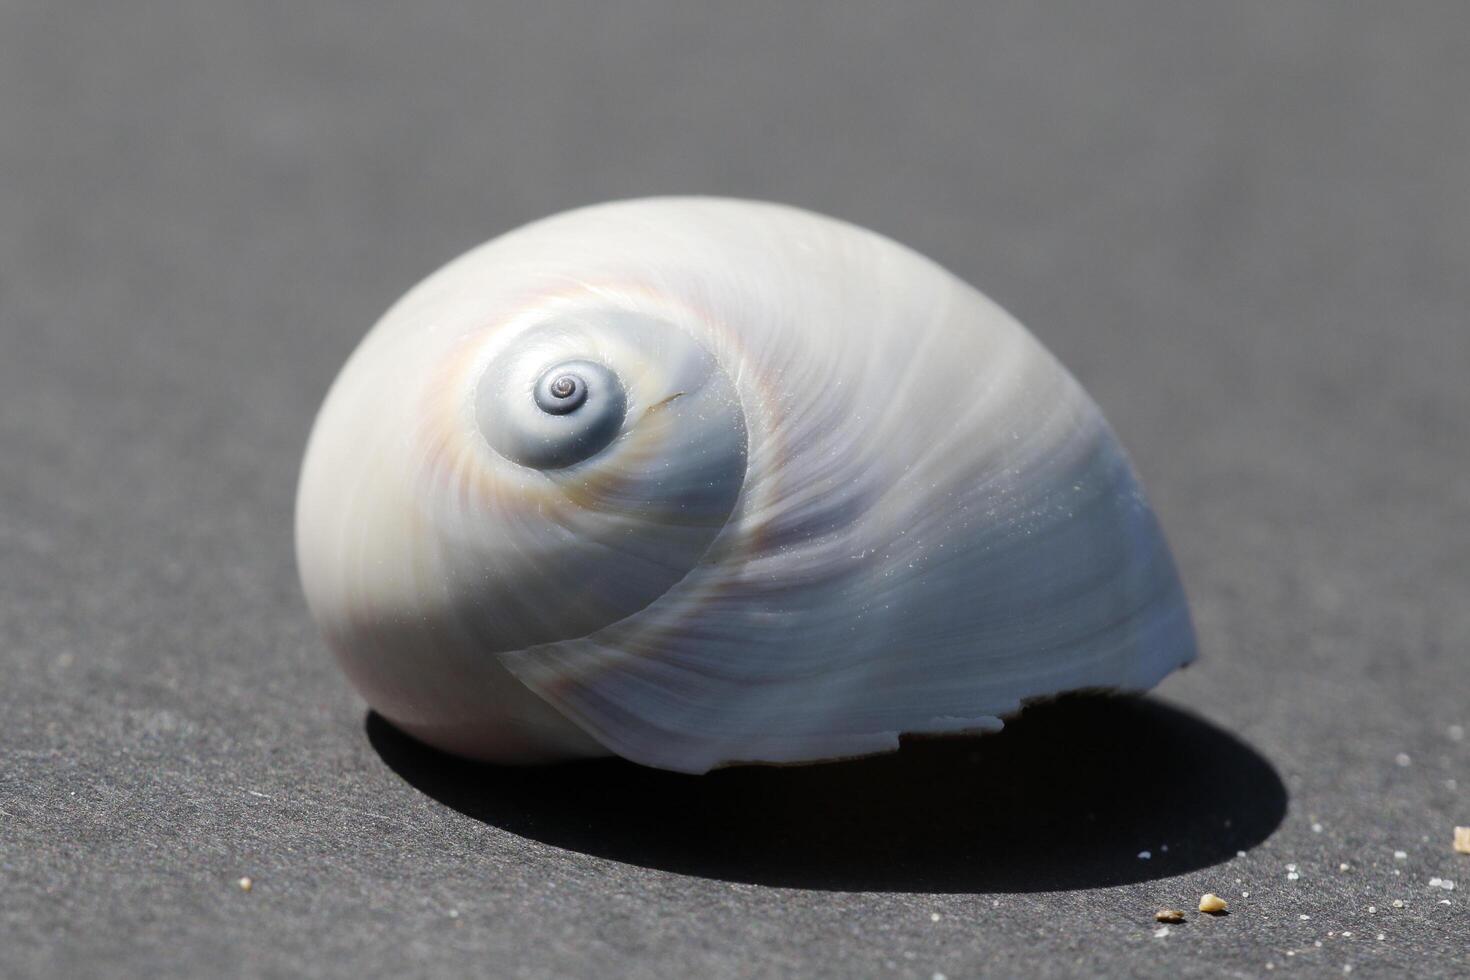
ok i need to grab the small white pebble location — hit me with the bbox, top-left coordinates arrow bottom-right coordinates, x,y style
1236,850 -> 1247,858
237,877 -> 253,893
1395,753 -> 1412,767
1161,844 -> 1169,852
1287,863 -> 1298,872
1343,965 -> 1353,974
1266,964 -> 1275,971
930,912 -> 941,922
1342,931 -> 1352,937
1376,933 -> 1385,941
1153,926 -> 1171,939
1300,914 -> 1312,921
1440,899 -> 1452,906
1393,850 -> 1408,860
1429,877 -> 1443,888
1138,850 -> 1151,860
991,900 -> 999,908
1198,893 -> 1229,914
1312,823 -> 1324,833
1439,879 -> 1455,891
1242,891 -> 1251,898
1368,905 -> 1376,913
1339,863 -> 1351,871
1288,872 -> 1300,881
1392,899 -> 1404,908
1450,724 -> 1465,742
1314,940 -> 1323,948
933,973 -> 947,980
448,909 -> 460,919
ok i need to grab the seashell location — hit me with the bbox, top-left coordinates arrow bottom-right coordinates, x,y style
295,197 -> 1196,774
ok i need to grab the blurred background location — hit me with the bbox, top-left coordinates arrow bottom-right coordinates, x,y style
2,2 -> 1466,977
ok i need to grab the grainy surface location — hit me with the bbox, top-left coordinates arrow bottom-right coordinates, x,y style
2,3 -> 1467,977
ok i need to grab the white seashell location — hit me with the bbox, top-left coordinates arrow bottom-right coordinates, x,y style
295,197 -> 1196,774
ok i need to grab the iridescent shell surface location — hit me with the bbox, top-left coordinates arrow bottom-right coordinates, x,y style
295,198 -> 1196,773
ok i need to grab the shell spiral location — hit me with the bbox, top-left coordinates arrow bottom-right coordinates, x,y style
296,198 -> 1196,773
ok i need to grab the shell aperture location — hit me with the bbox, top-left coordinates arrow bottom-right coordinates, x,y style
295,197 -> 1197,773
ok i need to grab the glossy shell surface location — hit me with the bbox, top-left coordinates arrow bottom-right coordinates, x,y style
296,198 -> 1196,773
